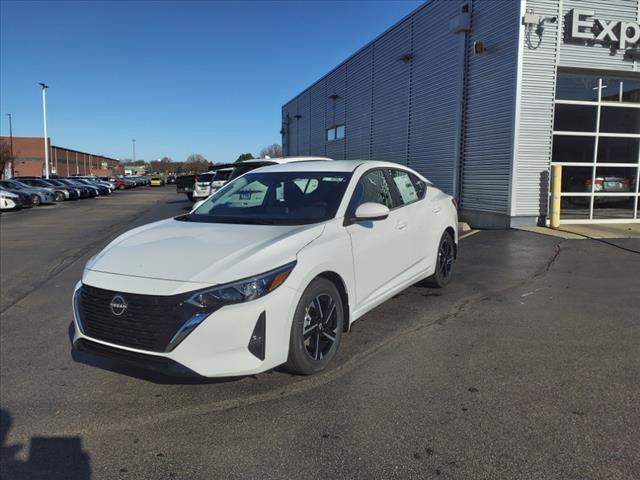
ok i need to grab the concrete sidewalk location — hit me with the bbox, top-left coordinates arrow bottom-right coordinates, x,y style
516,223 -> 640,240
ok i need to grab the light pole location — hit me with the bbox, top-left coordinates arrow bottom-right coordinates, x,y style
5,113 -> 14,178
132,138 -> 136,163
39,82 -> 50,179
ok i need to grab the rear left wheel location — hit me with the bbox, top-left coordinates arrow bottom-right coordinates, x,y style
425,231 -> 455,288
285,278 -> 344,375
54,192 -> 65,202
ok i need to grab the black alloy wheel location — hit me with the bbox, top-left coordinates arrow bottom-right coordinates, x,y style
425,231 -> 455,288
54,191 -> 65,202
30,194 -> 41,206
285,278 -> 344,375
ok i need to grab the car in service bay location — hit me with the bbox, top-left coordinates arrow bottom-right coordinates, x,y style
72,160 -> 458,377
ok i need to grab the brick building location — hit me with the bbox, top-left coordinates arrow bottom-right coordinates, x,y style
1,136 -> 122,178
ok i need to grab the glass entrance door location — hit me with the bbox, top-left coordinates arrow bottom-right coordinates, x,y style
552,73 -> 640,223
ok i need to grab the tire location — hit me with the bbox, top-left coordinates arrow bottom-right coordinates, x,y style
118,185 -> 125,190
425,231 -> 455,288
31,194 -> 41,206
55,192 -> 65,202
285,278 -> 344,375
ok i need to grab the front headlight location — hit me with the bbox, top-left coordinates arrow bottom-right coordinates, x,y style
186,261 -> 296,312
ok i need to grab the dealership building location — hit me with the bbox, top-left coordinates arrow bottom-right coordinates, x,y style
0,136 -> 122,178
282,0 -> 640,227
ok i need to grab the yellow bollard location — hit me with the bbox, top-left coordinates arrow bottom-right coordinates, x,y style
550,164 -> 562,229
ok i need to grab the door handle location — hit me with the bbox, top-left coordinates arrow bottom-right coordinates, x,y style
433,207 -> 441,214
395,221 -> 408,230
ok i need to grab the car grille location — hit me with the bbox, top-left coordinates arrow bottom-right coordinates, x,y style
77,285 -> 195,352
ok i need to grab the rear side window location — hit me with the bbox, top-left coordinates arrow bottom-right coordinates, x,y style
410,174 -> 427,200
388,169 -> 420,205
350,170 -> 395,211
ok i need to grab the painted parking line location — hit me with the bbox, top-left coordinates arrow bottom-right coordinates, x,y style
459,230 -> 480,240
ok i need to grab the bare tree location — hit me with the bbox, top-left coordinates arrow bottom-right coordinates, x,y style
259,144 -> 283,159
185,153 -> 207,163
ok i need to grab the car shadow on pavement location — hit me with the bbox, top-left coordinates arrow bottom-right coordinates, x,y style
0,409 -> 91,480
67,323 -> 242,385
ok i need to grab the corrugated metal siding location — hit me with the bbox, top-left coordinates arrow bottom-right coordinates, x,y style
325,65 -> 347,160
461,0 -> 521,214
410,0 -> 466,195
309,80 -> 326,156
560,0 -> 639,72
345,46 -> 373,160
297,91 -> 310,156
514,0 -> 561,217
370,20 -> 412,165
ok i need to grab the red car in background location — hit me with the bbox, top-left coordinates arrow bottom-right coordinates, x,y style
102,177 -> 133,190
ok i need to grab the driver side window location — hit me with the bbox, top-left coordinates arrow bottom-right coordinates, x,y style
351,170 -> 395,210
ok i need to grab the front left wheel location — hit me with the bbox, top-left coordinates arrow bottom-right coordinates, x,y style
285,278 -> 344,375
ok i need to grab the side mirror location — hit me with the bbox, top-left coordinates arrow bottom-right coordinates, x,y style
191,200 -> 205,212
354,202 -> 390,222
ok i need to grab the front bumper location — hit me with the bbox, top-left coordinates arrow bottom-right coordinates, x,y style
72,279 -> 299,377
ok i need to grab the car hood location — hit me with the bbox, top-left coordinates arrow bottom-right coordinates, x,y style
86,217 -> 325,285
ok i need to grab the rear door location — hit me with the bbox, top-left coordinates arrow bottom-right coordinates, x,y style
386,168 -> 435,272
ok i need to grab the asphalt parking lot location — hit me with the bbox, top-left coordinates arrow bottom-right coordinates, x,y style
1,187 -> 639,479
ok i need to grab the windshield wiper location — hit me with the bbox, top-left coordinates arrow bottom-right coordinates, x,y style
174,214 -> 192,222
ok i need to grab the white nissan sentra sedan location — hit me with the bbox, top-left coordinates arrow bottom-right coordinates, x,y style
72,161 -> 458,377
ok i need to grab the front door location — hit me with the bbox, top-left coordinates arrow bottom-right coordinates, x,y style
345,169 -> 411,309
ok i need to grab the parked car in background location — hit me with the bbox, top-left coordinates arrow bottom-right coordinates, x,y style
72,160 -> 458,377
73,178 -> 110,196
0,189 -> 21,211
228,157 -> 333,182
2,179 -> 57,205
192,172 -> 216,201
150,177 -> 164,186
176,175 -> 196,200
125,175 -> 147,187
15,177 -> 70,202
57,179 -> 96,198
0,183 -> 33,207
102,177 -> 131,190
41,179 -> 80,200
210,167 -> 233,194
0,180 -> 40,207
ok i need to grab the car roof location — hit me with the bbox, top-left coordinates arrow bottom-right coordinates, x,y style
239,156 -> 333,165
251,159 -> 416,174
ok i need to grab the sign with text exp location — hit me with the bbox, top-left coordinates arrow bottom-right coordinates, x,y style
569,8 -> 640,50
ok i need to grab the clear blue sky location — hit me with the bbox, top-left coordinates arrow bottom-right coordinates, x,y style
0,0 -> 422,163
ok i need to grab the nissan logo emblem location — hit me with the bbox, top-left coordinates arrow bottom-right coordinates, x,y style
110,295 -> 128,316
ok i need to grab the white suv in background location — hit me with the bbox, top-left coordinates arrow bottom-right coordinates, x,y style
192,172 -> 216,201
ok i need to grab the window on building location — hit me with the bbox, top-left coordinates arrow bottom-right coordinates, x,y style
326,125 -> 345,142
552,73 -> 640,222
326,128 -> 335,142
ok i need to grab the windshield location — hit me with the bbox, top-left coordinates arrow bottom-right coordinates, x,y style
184,171 -> 351,225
